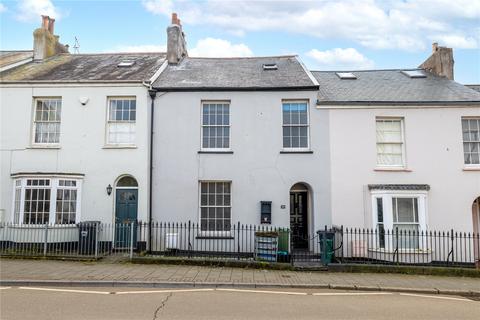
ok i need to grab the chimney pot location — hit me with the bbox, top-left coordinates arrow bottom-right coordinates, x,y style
171,13 -> 179,25
41,15 -> 49,30
48,18 -> 55,34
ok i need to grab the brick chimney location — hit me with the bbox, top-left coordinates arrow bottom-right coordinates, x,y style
419,42 -> 454,80
33,15 -> 68,61
166,13 -> 188,64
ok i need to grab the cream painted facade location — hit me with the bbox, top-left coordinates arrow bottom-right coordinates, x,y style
0,83 -> 151,224
325,104 -> 480,233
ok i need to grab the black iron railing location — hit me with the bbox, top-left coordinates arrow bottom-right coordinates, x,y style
1,222 -> 479,268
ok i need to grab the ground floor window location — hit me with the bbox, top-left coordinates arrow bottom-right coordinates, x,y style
370,186 -> 428,249
12,176 -> 82,224
199,181 -> 231,232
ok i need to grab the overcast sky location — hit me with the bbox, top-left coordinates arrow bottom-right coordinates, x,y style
0,0 -> 479,83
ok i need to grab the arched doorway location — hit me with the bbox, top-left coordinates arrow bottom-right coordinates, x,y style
290,183 -> 310,250
114,175 -> 138,248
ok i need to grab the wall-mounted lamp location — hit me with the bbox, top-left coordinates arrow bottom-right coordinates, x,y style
106,184 -> 112,196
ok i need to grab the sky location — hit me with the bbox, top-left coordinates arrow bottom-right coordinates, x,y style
0,0 -> 479,84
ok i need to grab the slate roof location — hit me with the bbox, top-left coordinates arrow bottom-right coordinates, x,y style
0,50 -> 33,69
0,53 -> 166,83
312,69 -> 480,105
152,56 -> 318,90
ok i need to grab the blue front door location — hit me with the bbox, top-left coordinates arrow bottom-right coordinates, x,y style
115,189 -> 138,248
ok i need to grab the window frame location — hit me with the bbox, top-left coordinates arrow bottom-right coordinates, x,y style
31,97 -> 62,147
371,190 -> 427,250
198,180 -> 232,237
200,100 -> 231,152
105,96 -> 137,147
281,100 -> 310,151
375,117 -> 406,168
461,117 -> 480,167
11,175 -> 83,225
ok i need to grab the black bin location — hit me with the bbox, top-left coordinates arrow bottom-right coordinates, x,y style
78,221 -> 100,255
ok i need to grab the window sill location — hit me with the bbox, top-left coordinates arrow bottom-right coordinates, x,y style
280,150 -> 313,154
27,145 -> 61,150
102,145 -> 137,149
374,167 -> 412,172
198,150 -> 234,154
196,236 -> 234,240
463,166 -> 480,171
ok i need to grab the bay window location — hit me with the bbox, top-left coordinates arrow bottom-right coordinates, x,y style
12,176 -> 82,225
370,185 -> 428,250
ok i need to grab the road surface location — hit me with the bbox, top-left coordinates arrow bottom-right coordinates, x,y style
1,286 -> 479,319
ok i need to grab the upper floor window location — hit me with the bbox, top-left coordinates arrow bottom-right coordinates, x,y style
107,97 -> 136,145
376,118 -> 405,167
33,98 -> 61,145
201,102 -> 230,150
12,176 -> 82,225
462,118 -> 480,165
282,101 -> 309,149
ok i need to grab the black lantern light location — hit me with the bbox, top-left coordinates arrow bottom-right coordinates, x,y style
106,184 -> 113,196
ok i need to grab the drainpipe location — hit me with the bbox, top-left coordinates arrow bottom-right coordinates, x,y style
148,89 -> 156,253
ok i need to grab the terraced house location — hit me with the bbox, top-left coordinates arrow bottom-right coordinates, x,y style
1,15 -> 479,265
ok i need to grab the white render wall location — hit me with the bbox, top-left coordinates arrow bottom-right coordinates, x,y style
152,90 -> 331,233
327,105 -> 480,232
0,84 -> 150,223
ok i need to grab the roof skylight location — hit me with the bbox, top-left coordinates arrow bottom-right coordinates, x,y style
401,70 -> 426,78
263,63 -> 278,70
118,60 -> 135,67
336,72 -> 357,79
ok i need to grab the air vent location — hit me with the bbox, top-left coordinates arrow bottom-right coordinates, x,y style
401,70 -> 426,78
336,72 -> 357,79
263,63 -> 278,70
118,60 -> 135,67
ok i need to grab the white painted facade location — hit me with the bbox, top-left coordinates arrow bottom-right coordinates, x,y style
0,83 -> 150,224
325,105 -> 480,233
151,90 -> 331,234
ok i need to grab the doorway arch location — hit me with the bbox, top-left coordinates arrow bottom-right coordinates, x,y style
473,197 -> 480,267
114,175 -> 138,248
289,183 -> 312,250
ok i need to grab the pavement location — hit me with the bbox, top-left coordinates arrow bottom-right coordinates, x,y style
0,258 -> 479,296
1,286 -> 479,320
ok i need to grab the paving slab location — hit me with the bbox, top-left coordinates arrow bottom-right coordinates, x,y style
1,258 -> 479,296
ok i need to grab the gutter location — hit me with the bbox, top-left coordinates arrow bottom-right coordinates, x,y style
316,100 -> 480,107
151,85 -> 319,92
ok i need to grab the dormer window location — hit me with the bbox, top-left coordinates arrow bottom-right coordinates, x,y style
263,63 -> 278,70
118,60 -> 135,67
401,70 -> 426,78
336,72 -> 357,79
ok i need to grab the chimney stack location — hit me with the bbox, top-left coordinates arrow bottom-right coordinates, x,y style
33,15 -> 68,61
419,42 -> 454,80
167,13 -> 188,65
